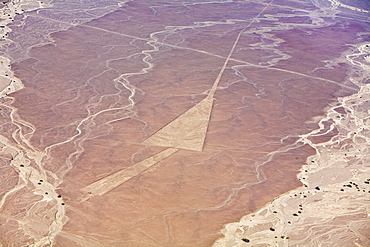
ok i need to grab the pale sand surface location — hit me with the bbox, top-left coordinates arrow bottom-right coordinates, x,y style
80,148 -> 179,200
0,0 -> 369,246
329,0 -> 370,12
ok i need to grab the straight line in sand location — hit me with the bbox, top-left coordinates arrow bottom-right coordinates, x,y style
208,0 -> 275,97
79,148 -> 178,200
25,13 -> 358,92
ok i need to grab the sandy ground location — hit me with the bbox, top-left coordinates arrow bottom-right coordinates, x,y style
0,0 -> 369,246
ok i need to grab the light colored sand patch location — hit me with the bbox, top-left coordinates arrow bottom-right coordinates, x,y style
142,96 -> 214,151
80,148 -> 179,199
328,0 -> 370,13
59,231 -> 103,247
0,134 -> 66,247
0,75 -> 10,90
0,57 -> 24,97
